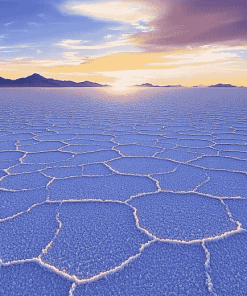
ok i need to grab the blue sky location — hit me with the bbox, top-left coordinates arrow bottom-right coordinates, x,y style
0,0 -> 144,59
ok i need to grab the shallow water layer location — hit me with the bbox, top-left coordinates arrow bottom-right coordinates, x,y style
0,87 -> 247,295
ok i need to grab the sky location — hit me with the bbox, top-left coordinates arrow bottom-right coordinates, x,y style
0,0 -> 247,87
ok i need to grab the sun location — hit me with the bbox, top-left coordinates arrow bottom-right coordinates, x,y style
112,81 -> 130,91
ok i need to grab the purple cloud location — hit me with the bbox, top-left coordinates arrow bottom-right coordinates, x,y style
131,0 -> 247,50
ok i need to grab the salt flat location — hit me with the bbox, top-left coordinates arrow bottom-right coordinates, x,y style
0,87 -> 247,295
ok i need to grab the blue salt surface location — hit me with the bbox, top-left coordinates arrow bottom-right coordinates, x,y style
64,138 -> 102,145
49,127 -> 72,132
35,131 -> 57,137
0,133 -> 33,140
116,144 -> 162,156
135,131 -> 165,136
76,134 -> 113,141
135,124 -> 160,131
114,134 -> 160,144
215,139 -> 247,144
59,127 -> 105,134
135,139 -> 158,146
160,131 -> 180,138
153,164 -> 207,191
179,134 -> 214,140
19,141 -> 64,152
1,88 -> 247,294
0,262 -> 72,296
0,131 -> 9,136
50,127 -> 87,134
65,150 -> 120,165
0,169 -> 7,179
18,139 -> 39,145
108,157 -> 178,174
0,151 -> 24,161
42,166 -> 83,178
75,242 -> 208,296
0,140 -> 16,151
42,202 -> 149,279
49,174 -> 156,201
214,133 -> 247,140
105,131 -> 131,136
129,192 -> 235,241
206,232 -> 247,295
190,155 -> 247,172
197,170 -> 247,198
110,125 -> 135,132
224,199 -> 247,229
166,126 -> 188,132
214,144 -> 247,151
219,150 -> 247,160
237,131 -> 247,136
0,188 -> 48,219
188,147 -> 218,155
0,172 -> 50,190
82,163 -> 113,176
0,204 -> 59,261
23,151 -> 73,164
156,138 -> 178,148
8,164 -> 47,174
35,134 -> 75,141
0,160 -> 19,169
177,139 -> 213,147
171,145 -> 192,152
156,149 -> 199,162
60,144 -> 109,153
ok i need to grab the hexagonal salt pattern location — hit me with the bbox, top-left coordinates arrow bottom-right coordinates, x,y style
1,88 -> 247,295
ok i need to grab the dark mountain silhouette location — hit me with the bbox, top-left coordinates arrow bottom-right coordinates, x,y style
47,77 -> 108,87
134,83 -> 161,87
163,84 -> 182,87
0,77 -> 15,87
0,73 -> 109,87
208,83 -> 236,88
134,83 -> 184,87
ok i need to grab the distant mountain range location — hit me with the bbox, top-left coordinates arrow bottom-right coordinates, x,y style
0,74 -> 243,88
0,73 -> 109,87
134,83 -> 183,87
208,83 -> 236,88
135,83 -> 240,88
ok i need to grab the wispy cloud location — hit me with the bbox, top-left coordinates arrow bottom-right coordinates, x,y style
38,13 -> 45,19
108,25 -> 128,31
0,51 -> 86,67
4,22 -> 13,27
56,36 -> 131,50
0,56 -> 30,64
60,39 -> 90,45
0,43 -> 40,50
60,1 -> 156,24
105,35 -> 113,39
28,22 -> 44,28
0,51 -> 18,53
9,30 -> 28,33
148,47 -> 241,67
